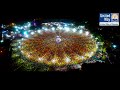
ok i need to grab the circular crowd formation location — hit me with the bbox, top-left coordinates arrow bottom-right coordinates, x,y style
11,22 -> 106,71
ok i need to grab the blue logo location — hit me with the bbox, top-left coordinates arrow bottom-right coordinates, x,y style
99,13 -> 119,26
99,13 -> 111,22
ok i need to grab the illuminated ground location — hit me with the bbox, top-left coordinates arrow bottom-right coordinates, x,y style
21,31 -> 97,66
11,22 -> 107,71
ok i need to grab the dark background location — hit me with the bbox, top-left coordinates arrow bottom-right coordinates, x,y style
0,0 -> 119,23
0,0 -> 120,82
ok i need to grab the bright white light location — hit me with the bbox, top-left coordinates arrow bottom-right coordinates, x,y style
97,42 -> 103,45
76,64 -> 81,69
65,57 -> 71,63
15,32 -> 17,34
56,36 -> 62,43
81,56 -> 84,59
0,40 -> 4,43
14,26 -> 17,28
31,32 -> 34,35
85,31 -> 89,36
64,27 -> 70,32
38,57 -> 44,61
79,29 -> 83,34
64,24 -> 68,27
37,30 -> 41,33
91,52 -> 94,54
97,42 -> 100,45
21,51 -> 24,53
24,31 -> 27,35
20,27 -> 23,29
72,28 -> 77,32
21,38 -> 24,41
25,34 -> 29,38
2,31 -> 6,33
52,59 -> 56,63
51,27 -> 55,31
16,29 -> 18,31
89,52 -> 94,57
42,27 -> 48,31
96,45 -> 98,49
27,22 -> 31,27
24,26 -> 27,28
71,24 -> 74,26
6,34 -> 11,37
28,30 -> 31,32
18,46 -> 21,48
112,45 -> 117,48
13,36 -> 15,38
95,37 -> 98,40
28,54 -> 30,57
80,26 -> 85,28
90,34 -> 93,38
18,27 -> 21,29
44,28 -> 47,31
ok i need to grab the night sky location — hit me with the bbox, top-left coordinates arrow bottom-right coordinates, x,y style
1,0 -> 119,23
0,0 -> 119,29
